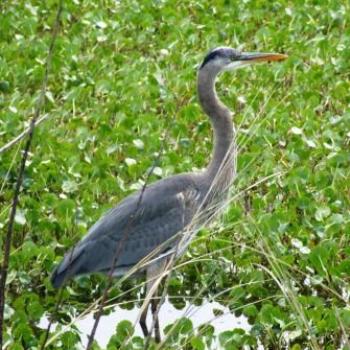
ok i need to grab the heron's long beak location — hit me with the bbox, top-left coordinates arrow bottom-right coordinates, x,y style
239,52 -> 288,63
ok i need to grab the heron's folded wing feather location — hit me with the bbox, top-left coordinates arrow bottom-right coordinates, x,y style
52,184 -> 201,286
81,188 -> 200,269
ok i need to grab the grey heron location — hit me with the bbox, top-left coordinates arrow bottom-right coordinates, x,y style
51,47 -> 287,341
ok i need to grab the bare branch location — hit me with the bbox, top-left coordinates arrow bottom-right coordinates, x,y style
0,1 -> 63,348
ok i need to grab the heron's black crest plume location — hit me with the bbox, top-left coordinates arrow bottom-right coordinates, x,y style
200,47 -> 241,69
200,50 -> 221,69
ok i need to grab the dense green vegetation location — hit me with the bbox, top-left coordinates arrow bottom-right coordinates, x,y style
1,0 -> 350,349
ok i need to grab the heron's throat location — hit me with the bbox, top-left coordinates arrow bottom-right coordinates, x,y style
197,68 -> 235,184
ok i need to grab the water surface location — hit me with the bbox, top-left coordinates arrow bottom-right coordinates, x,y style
40,298 -> 250,348
79,298 -> 249,347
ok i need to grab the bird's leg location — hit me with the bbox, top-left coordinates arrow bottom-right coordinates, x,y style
140,302 -> 149,338
151,291 -> 161,343
142,259 -> 168,344
140,279 -> 150,337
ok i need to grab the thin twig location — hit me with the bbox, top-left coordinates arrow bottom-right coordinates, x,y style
0,114 -> 50,155
0,1 -> 63,348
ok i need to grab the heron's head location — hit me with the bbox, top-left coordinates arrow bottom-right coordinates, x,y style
200,47 -> 287,72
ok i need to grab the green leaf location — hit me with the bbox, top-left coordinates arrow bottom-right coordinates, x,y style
315,206 -> 331,222
190,336 -> 205,350
14,210 -> 26,225
116,320 -> 134,340
62,180 -> 78,193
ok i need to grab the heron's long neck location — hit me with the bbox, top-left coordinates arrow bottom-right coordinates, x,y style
197,68 -> 235,185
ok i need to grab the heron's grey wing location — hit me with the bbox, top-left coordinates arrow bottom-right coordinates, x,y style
51,182 -> 201,288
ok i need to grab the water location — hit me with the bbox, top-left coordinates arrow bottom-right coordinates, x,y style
40,298 -> 250,348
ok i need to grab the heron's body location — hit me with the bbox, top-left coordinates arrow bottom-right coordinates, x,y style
51,47 -> 287,341
52,173 -> 205,287
51,168 -> 233,287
